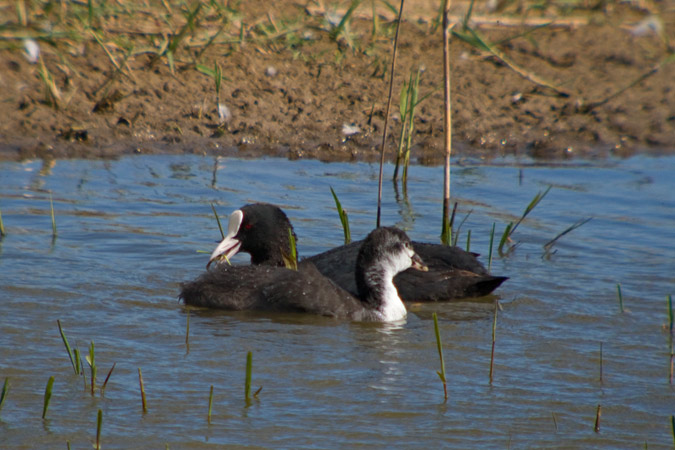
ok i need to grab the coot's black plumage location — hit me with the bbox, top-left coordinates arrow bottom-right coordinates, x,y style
181,227 -> 428,322
207,203 -> 507,302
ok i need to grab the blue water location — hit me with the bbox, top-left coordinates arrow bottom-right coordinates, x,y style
0,155 -> 673,448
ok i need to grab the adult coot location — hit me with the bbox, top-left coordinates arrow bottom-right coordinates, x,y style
207,203 -> 507,302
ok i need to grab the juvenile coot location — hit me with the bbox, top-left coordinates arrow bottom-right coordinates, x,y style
181,227 -> 428,322
208,203 -> 507,301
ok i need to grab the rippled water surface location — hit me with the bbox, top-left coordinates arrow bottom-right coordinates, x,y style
0,155 -> 673,448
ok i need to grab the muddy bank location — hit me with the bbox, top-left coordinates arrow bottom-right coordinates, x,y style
0,1 -> 673,163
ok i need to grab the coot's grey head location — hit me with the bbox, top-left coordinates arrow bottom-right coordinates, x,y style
354,227 -> 427,321
207,203 -> 296,268
357,227 -> 427,274
355,227 -> 427,299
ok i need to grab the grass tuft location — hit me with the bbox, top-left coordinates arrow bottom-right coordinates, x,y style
432,312 -> 448,401
37,58 -> 61,109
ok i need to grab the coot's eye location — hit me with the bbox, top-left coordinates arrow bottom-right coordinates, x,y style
244,223 -> 253,231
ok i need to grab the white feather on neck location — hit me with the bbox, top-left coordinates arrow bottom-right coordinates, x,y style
367,251 -> 411,322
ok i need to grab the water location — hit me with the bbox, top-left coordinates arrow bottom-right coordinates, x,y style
0,154 -> 673,448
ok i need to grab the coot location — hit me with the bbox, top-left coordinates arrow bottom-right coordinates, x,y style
181,227 -> 428,321
207,203 -> 507,301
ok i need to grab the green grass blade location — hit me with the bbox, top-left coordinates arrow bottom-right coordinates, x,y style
74,347 -> 82,376
489,302 -> 498,384
330,187 -> 351,244
57,320 -> 77,374
210,203 -> 225,239
432,312 -> 447,401
101,362 -> 116,395
330,0 -> 362,41
42,376 -> 55,419
667,294 -> 673,334
0,377 -> 9,414
465,229 -> 471,252
95,408 -> 102,450
208,385 -> 214,424
617,284 -> 624,313
282,228 -> 298,271
185,308 -> 190,347
488,222 -> 496,272
87,340 -> 96,395
49,191 -> 57,238
0,206 -> 5,237
245,351 -> 252,403
510,185 -> 551,236
498,222 -> 513,253
138,368 -> 147,414
543,217 -> 592,251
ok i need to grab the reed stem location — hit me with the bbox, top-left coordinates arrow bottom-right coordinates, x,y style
489,302 -> 497,385
440,0 -> 453,245
49,191 -> 57,238
376,0 -> 405,228
594,404 -> 601,432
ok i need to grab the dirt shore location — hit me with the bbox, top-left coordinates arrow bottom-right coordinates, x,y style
0,1 -> 673,163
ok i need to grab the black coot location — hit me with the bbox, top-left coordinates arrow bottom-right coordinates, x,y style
181,227 -> 428,322
207,203 -> 507,301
